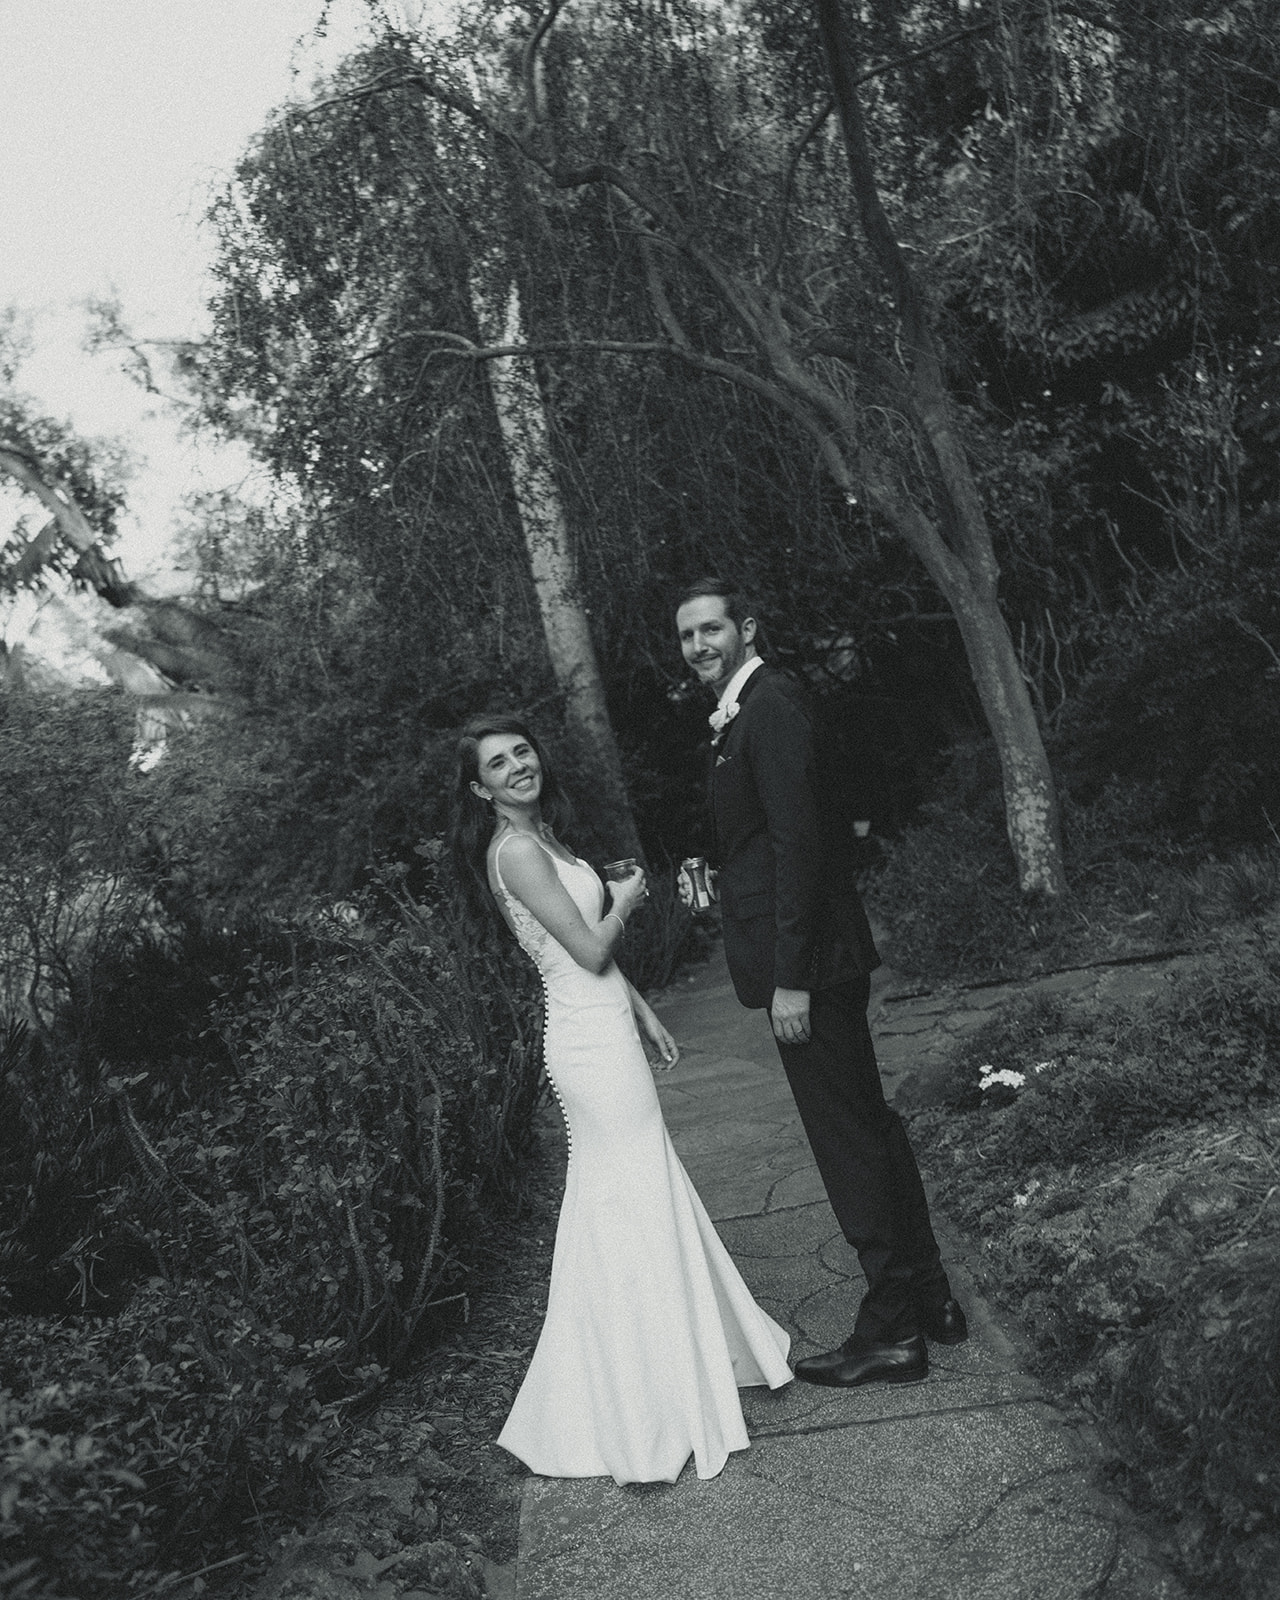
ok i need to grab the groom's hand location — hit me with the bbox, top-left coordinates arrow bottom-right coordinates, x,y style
676,866 -> 719,908
771,987 -> 811,1045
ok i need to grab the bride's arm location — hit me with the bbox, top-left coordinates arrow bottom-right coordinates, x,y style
624,978 -> 680,1068
497,837 -> 642,973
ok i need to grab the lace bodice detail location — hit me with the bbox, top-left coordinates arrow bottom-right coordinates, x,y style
496,874 -> 551,961
491,832 -> 601,969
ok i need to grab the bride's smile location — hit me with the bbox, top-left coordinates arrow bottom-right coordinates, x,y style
470,733 -> 544,812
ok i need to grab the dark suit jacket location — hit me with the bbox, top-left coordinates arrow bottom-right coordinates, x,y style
708,665 -> 880,1010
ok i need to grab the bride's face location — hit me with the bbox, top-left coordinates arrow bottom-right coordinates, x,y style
471,732 -> 544,811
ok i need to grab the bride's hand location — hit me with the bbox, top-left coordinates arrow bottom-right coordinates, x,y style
610,866 -> 648,918
638,1007 -> 680,1071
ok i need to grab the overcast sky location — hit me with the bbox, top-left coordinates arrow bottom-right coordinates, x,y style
0,0 -> 425,585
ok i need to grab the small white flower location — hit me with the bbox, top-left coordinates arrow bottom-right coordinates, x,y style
979,1067 -> 1026,1091
1013,1178 -> 1043,1208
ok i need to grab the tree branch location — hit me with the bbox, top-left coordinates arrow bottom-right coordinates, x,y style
768,100 -> 833,286
522,2 -> 564,133
1,442 -> 139,605
421,331 -> 666,360
551,159 -> 691,243
421,325 -> 860,497
1227,611 -> 1280,675
8,518 -> 61,586
816,0 -> 997,584
0,444 -> 98,554
295,66 -> 549,180
293,66 -> 423,122
639,237 -> 693,350
768,15 -> 1001,282
859,17 -> 1000,87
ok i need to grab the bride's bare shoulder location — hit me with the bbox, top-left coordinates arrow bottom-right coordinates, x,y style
489,831 -> 550,874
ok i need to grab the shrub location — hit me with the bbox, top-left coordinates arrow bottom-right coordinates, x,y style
1056,506 -> 1280,852
2,868 -> 546,1597
126,883 -> 544,1387
865,739 -> 1188,978
866,765 -> 1040,979
1171,848 -> 1280,933
0,1018 -> 142,1318
908,916 -> 1280,1597
867,732 -> 1280,980
1108,1239 -> 1280,1599
1,1284 -> 341,1597
0,920 -> 300,1319
930,918 -> 1280,1164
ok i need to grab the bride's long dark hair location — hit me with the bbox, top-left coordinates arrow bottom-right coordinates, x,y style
446,712 -> 575,940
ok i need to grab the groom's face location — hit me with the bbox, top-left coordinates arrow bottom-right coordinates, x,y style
676,595 -> 756,694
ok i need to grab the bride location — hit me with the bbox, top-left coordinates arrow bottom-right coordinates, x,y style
448,713 -> 792,1485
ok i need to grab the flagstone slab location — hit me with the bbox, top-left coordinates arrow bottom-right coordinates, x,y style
763,1162 -> 830,1211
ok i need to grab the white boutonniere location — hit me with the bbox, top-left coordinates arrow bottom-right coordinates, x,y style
709,700 -> 740,736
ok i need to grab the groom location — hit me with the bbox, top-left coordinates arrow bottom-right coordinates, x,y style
674,577 -> 967,1386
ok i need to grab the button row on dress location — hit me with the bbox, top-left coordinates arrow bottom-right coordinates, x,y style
536,968 -> 573,1155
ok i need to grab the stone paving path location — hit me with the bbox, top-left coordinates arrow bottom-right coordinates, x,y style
513,948 -> 1190,1600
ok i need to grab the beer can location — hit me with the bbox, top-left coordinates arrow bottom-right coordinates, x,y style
680,856 -> 714,912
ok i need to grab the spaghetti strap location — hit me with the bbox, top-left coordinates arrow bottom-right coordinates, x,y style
492,830 -> 558,896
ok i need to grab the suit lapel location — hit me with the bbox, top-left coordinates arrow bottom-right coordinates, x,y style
709,664 -> 768,855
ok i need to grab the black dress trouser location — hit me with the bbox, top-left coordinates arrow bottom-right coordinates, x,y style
774,973 -> 951,1343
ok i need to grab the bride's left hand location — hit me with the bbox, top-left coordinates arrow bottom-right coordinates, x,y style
639,1009 -> 680,1071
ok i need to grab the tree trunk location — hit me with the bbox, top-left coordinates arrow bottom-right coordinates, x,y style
393,18 -> 1066,890
478,278 -> 644,861
815,0 -> 1066,895
946,571 -> 1068,896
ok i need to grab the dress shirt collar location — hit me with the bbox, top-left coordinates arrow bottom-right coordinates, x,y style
715,653 -> 763,714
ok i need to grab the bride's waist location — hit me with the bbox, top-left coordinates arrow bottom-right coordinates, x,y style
540,963 -> 629,1003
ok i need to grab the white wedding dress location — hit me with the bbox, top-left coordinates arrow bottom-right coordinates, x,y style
492,835 -> 792,1485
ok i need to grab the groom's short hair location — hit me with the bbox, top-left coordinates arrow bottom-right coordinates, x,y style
676,576 -> 755,629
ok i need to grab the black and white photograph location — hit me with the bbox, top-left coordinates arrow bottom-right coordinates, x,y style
2,2 -> 1278,1597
